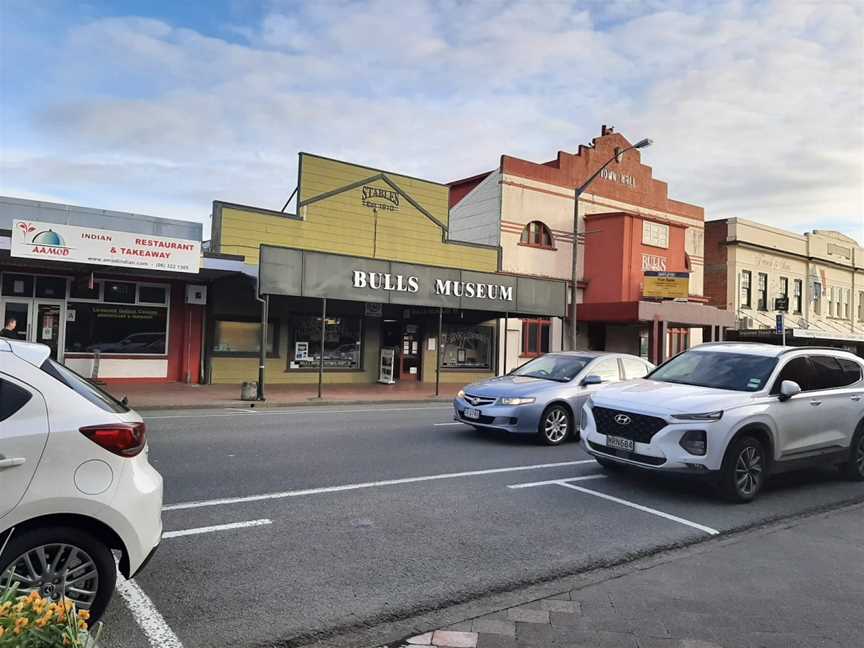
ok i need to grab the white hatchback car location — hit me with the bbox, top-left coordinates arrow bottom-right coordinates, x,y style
583,343 -> 864,502
0,339 -> 163,621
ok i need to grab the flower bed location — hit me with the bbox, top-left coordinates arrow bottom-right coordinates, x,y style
0,584 -> 102,647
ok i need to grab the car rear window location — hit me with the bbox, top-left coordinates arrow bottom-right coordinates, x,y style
40,358 -> 130,413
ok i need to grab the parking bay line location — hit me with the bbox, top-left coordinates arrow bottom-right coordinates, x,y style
163,459 -> 598,511
116,571 -> 184,648
146,406 -> 452,420
556,481 -> 719,535
162,518 -> 272,539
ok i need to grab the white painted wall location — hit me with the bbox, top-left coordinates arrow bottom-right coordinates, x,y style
66,357 -> 168,379
448,171 -> 501,246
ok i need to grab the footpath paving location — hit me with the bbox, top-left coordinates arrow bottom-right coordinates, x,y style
385,503 -> 864,648
106,381 -> 459,410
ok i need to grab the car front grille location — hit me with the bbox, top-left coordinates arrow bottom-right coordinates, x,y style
463,393 -> 497,407
588,441 -> 666,466
592,406 -> 667,443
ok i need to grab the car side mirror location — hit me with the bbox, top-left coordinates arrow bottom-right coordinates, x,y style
778,380 -> 801,402
582,374 -> 603,386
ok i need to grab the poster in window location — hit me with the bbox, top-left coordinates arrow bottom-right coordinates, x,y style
457,348 -> 466,363
295,342 -> 309,360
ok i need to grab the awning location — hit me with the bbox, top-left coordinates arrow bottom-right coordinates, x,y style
259,245 -> 568,317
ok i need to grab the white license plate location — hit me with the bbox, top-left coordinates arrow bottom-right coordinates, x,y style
464,407 -> 481,420
607,435 -> 635,451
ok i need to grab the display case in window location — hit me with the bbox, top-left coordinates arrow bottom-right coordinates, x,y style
441,325 -> 492,369
289,316 -> 362,369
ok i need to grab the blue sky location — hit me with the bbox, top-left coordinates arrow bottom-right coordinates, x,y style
1,0 -> 862,241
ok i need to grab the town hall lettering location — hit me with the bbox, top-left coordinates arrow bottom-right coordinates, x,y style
352,270 -> 514,302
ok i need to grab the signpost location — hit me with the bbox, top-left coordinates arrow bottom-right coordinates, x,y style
776,313 -> 786,346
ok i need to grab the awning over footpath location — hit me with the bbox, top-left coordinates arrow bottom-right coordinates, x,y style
259,244 -> 568,318
578,300 -> 738,327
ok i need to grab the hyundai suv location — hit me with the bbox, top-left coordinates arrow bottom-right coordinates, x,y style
582,343 -> 864,502
0,339 -> 163,621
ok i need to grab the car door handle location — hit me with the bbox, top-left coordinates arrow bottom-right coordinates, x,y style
851,396 -> 862,402
0,456 -> 26,469
809,400 -> 822,406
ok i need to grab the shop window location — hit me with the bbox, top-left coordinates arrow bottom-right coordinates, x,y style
757,273 -> 768,311
212,320 -> 277,356
793,279 -> 803,314
521,319 -> 550,357
642,221 -> 669,248
103,281 -> 136,304
519,221 -> 554,249
858,291 -> 864,322
70,277 -> 100,300
66,303 -> 168,355
289,316 -> 362,369
778,277 -> 788,311
844,289 -> 851,320
740,270 -> 751,309
35,276 -> 67,299
441,325 -> 492,369
1,273 -> 34,297
138,285 -> 168,305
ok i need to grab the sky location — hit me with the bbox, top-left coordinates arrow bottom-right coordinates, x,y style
1,0 -> 862,242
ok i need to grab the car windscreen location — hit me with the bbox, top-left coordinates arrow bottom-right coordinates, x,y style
511,355 -> 591,382
648,351 -> 777,392
41,358 -> 130,413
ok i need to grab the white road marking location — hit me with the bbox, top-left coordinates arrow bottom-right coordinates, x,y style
433,422 -> 465,426
146,406 -> 452,420
224,407 -> 257,414
162,518 -> 272,539
507,474 -> 606,489
115,572 -> 183,648
163,459 -> 598,511
555,482 -> 720,535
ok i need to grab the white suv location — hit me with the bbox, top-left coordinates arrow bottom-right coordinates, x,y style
582,343 -> 864,502
0,339 -> 163,621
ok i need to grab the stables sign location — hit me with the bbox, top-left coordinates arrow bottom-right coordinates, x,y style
361,185 -> 399,212
12,219 -> 201,273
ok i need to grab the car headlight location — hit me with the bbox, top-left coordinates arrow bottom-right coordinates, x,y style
671,411 -> 723,421
499,397 -> 536,406
456,389 -> 465,399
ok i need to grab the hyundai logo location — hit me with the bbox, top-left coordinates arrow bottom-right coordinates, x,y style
614,414 -> 632,425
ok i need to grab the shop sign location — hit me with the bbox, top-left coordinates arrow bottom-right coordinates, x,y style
641,253 -> 667,271
351,270 -> 514,302
643,271 -> 689,299
12,219 -> 201,273
361,186 -> 399,212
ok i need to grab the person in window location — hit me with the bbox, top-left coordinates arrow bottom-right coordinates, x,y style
1,317 -> 18,339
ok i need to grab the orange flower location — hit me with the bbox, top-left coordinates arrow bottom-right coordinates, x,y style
78,609 -> 90,621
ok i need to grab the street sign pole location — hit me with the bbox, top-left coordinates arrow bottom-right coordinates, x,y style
776,313 -> 786,346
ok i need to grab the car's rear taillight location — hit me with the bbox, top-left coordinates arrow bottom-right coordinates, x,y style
80,422 -> 146,457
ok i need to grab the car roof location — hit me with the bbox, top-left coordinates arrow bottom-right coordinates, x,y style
0,338 -> 51,367
547,351 -> 638,359
693,342 -> 862,360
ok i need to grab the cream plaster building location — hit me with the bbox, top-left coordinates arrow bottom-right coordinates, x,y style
704,218 -> 864,352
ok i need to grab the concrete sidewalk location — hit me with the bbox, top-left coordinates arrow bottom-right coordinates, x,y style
106,381 -> 460,410
388,503 -> 864,648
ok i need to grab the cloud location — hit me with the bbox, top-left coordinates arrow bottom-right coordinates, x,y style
1,0 -> 862,242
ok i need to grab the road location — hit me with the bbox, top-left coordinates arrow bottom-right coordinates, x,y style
99,403 -> 864,648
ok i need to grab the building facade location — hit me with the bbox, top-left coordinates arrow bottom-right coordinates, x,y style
448,125 -> 734,368
704,218 -> 864,353
206,153 -> 567,387
0,196 -> 213,383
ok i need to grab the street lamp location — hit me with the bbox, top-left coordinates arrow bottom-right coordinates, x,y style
568,137 -> 653,350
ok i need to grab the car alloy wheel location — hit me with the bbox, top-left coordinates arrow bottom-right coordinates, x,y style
0,543 -> 100,609
734,445 -> 764,497
856,434 -> 864,476
542,407 -> 569,445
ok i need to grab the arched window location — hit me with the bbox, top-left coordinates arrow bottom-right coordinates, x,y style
519,221 -> 554,249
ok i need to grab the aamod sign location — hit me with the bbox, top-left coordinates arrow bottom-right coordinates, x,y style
12,220 -> 201,273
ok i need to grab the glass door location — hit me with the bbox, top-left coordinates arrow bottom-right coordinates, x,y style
34,301 -> 65,361
1,300 -> 31,342
400,323 -> 422,381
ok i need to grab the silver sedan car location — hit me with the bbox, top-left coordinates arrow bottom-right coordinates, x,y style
453,352 -> 655,445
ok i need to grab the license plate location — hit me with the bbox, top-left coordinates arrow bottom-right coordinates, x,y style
607,435 -> 635,451
464,407 -> 481,420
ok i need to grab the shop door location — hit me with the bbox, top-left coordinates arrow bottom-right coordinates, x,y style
1,301 -> 31,342
400,324 -> 422,381
34,301 -> 65,361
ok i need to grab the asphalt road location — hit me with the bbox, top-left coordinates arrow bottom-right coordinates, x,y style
99,404 -> 864,648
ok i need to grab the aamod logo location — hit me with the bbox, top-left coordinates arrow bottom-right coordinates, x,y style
19,222 -> 70,257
